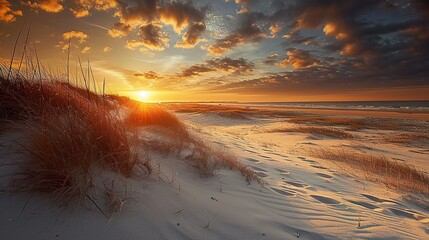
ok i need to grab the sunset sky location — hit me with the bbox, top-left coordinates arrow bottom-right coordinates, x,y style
1,0 -> 429,102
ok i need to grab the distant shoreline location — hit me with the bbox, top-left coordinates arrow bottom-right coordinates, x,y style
227,104 -> 429,121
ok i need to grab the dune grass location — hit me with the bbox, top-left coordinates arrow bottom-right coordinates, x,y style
0,77 -> 259,208
269,126 -> 354,139
288,116 -> 428,132
0,76 -> 152,211
385,133 -> 429,146
288,116 -> 366,131
184,138 -> 260,183
312,148 -> 429,194
169,103 -> 302,119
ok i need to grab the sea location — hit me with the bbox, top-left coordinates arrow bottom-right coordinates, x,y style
232,100 -> 429,111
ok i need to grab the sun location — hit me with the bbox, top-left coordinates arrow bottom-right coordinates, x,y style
137,91 -> 151,101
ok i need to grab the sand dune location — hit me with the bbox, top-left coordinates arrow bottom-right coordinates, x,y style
1,103 -> 429,239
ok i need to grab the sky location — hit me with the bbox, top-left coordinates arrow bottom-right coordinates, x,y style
0,0 -> 429,102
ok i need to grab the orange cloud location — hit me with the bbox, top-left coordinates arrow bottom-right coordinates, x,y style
109,0 -> 206,52
235,0 -> 250,5
127,23 -> 169,51
24,0 -> 64,13
70,0 -> 117,18
63,30 -> 88,43
81,46 -> 91,53
279,49 -> 320,69
134,71 -> 161,80
107,22 -> 131,38
175,22 -> 205,48
0,0 -> 22,22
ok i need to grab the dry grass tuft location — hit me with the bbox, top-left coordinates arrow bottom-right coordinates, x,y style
312,148 -> 429,194
385,133 -> 429,146
288,116 -> 429,132
125,105 -> 187,132
270,126 -> 354,139
0,76 -> 150,209
289,116 -> 366,131
185,140 -> 261,183
169,103 -> 301,118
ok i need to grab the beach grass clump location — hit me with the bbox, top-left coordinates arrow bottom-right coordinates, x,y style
269,126 -> 354,139
125,105 -> 187,132
312,148 -> 429,194
186,140 -> 260,183
0,75 -> 150,208
288,116 -> 366,131
385,133 -> 429,146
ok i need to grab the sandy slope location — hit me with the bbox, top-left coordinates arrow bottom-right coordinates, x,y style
1,110 -> 429,240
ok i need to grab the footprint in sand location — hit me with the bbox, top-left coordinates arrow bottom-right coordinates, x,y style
361,194 -> 401,205
410,149 -> 429,155
302,159 -> 317,164
388,208 -> 429,223
244,149 -> 258,154
250,166 -> 269,178
346,200 -> 380,210
270,187 -> 295,197
389,208 -> 419,220
270,152 -> 289,158
316,173 -> 333,179
310,195 -> 341,205
276,168 -> 289,174
310,165 -> 328,170
258,155 -> 276,161
284,181 -> 307,188
245,158 -> 260,163
255,172 -> 268,177
251,166 -> 267,172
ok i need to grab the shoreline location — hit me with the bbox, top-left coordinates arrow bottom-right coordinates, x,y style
210,103 -> 429,121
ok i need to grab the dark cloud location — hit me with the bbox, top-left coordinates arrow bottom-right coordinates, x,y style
135,23 -> 169,51
175,22 -> 206,48
178,57 -> 254,78
208,12 -> 267,55
278,48 -> 321,69
158,1 -> 206,32
216,52 -> 429,94
110,0 -> 206,51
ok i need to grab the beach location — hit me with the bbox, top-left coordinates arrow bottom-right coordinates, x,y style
1,101 -> 429,239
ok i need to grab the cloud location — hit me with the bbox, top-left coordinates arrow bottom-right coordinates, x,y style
110,0 -> 207,51
133,71 -> 160,79
175,22 -> 205,48
70,0 -> 116,18
107,22 -> 131,38
126,23 -> 169,51
81,46 -> 91,53
24,0 -> 64,13
262,53 -> 279,65
208,13 -> 266,55
63,30 -> 88,43
158,1 -> 206,33
278,49 -> 321,69
0,0 -> 22,22
235,0 -> 250,6
103,46 -> 112,52
178,57 -> 254,78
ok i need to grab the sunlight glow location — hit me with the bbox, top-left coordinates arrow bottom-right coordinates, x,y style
138,91 -> 151,101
